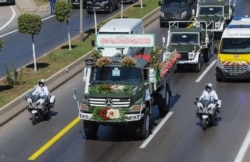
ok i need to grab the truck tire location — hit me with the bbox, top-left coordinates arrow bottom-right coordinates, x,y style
157,88 -> 170,115
136,108 -> 150,139
216,74 -> 223,82
194,58 -> 201,72
83,121 -> 99,138
203,48 -> 210,63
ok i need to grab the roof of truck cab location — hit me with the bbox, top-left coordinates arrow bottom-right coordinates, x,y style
170,28 -> 201,33
98,18 -> 143,33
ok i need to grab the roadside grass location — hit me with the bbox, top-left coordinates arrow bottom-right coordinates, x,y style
0,0 -> 158,108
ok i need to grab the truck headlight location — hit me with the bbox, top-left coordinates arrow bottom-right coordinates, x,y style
181,11 -> 187,18
160,11 -> 165,17
188,52 -> 195,60
215,22 -> 220,29
217,59 -> 224,68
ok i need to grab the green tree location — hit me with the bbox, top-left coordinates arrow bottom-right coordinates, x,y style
0,38 -> 4,51
18,13 -> 42,72
54,0 -> 72,50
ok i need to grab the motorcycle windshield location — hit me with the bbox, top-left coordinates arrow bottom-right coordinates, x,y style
201,99 -> 210,107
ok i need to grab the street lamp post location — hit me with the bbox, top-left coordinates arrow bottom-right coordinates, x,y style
80,0 -> 83,41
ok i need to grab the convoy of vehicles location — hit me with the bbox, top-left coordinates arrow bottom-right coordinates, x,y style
195,0 -> 236,38
158,0 -> 197,28
216,16 -> 250,82
164,20 -> 213,72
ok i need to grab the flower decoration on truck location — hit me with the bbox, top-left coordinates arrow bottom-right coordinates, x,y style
92,107 -> 127,121
159,51 -> 181,79
121,57 -> 137,67
96,57 -> 112,67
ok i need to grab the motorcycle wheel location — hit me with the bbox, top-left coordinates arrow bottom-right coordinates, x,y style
202,119 -> 207,131
31,113 -> 37,125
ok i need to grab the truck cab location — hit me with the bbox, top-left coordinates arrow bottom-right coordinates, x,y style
96,18 -> 144,57
165,20 -> 213,72
195,0 -> 236,38
158,0 -> 197,28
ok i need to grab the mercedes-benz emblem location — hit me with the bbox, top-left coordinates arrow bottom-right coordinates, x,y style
105,99 -> 112,106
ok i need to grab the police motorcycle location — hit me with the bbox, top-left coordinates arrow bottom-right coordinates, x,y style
194,98 -> 221,130
25,93 -> 55,125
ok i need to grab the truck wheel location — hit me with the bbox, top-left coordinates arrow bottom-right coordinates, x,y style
194,60 -> 201,72
216,74 -> 223,82
157,89 -> 170,115
203,49 -> 210,63
83,121 -> 99,138
136,108 -> 150,139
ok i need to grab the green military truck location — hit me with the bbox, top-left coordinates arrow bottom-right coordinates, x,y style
164,20 -> 214,72
195,0 -> 236,38
73,34 -> 180,139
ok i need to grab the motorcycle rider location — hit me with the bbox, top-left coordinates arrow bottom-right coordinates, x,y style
199,83 -> 220,113
32,79 -> 50,107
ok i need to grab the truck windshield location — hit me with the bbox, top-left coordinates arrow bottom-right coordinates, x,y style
90,67 -> 142,84
199,6 -> 223,16
220,38 -> 250,54
170,33 -> 199,45
163,0 -> 187,6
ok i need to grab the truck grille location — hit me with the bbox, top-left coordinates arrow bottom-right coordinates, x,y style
178,52 -> 188,60
89,98 -> 130,108
224,65 -> 248,73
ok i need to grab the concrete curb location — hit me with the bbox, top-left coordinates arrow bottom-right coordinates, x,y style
0,7 -> 160,126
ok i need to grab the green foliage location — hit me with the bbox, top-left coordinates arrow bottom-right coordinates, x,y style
18,14 -> 42,35
54,0 -> 72,23
4,60 -> 22,85
0,38 -> 4,50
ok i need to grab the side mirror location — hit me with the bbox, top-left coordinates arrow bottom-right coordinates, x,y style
158,1 -> 162,6
214,47 -> 218,54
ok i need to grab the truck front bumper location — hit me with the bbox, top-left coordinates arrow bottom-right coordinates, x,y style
79,112 -> 143,122
216,66 -> 250,80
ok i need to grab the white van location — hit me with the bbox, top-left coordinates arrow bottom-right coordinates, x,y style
97,18 -> 145,57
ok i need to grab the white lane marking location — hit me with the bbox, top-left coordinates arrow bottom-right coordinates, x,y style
234,129 -> 250,162
0,15 -> 54,37
0,6 -> 16,31
139,111 -> 173,149
195,59 -> 217,83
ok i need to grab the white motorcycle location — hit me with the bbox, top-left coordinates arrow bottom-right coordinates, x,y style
25,93 -> 56,125
194,98 -> 221,130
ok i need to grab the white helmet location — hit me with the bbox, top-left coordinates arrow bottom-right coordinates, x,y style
39,79 -> 45,86
205,83 -> 212,91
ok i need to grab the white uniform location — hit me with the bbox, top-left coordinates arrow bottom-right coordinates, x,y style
32,86 -> 49,97
199,90 -> 218,102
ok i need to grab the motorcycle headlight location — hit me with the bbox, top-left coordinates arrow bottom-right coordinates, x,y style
160,11 -> 165,17
181,11 -> 187,18
188,52 -> 195,60
215,22 -> 221,29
